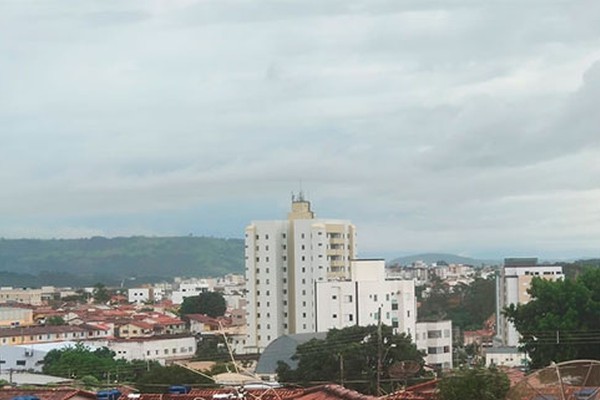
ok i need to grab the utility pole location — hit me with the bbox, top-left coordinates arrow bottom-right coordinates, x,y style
376,306 -> 383,395
339,353 -> 344,387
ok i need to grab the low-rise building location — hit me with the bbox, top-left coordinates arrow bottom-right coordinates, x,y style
485,346 -> 528,368
106,335 -> 197,364
0,288 -> 43,306
0,324 -> 110,346
128,288 -> 153,304
0,306 -> 34,328
415,320 -> 453,370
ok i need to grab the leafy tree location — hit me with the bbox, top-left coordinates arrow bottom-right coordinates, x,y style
419,276 -> 496,331
46,316 -> 65,326
42,343 -> 118,380
180,291 -> 226,318
438,366 -> 510,400
92,283 -> 111,304
277,325 -> 424,394
504,268 -> 600,368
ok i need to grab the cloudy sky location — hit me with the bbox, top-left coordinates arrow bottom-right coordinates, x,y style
2,0 -> 600,260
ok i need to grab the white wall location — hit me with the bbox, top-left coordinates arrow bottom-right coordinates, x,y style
416,320 -> 453,370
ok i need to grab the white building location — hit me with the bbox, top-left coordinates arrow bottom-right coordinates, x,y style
315,259 -> 416,337
128,288 -> 152,304
496,258 -> 564,347
245,195 -> 357,352
485,346 -> 528,368
415,320 -> 453,370
105,336 -> 197,364
171,280 -> 211,305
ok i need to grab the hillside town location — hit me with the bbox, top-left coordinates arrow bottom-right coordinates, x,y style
2,197 -> 594,400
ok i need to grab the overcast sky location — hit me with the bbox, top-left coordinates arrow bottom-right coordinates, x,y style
1,1 -> 600,260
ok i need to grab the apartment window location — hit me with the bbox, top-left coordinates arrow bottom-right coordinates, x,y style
428,330 -> 442,339
344,295 -> 353,303
301,233 -> 305,239
265,234 -> 269,239
443,346 -> 450,353
302,256 -> 306,261
256,246 -> 259,251
302,245 -> 305,250
302,267 -> 306,273
147,351 -> 151,356
256,235 -> 259,240
302,313 -> 306,318
302,279 -> 306,284
283,244 -> 287,250
282,233 -> 286,238
256,279 -> 260,284
373,295 -> 378,302
391,303 -> 398,310
266,290 -> 270,296
332,314 -> 337,319
386,294 -> 390,301
283,256 -> 287,261
347,314 -> 354,322
283,278 -> 287,283
266,245 -> 269,251
444,329 -> 451,338
302,290 -> 306,295
164,349 -> 169,354
302,301 -> 306,306
256,257 -> 259,262
266,257 -> 269,262
173,348 -> 177,354
283,300 -> 287,305
332,295 -> 337,300
407,310 -> 411,318
392,320 -> 399,328
16,360 -> 26,366
284,312 -> 288,317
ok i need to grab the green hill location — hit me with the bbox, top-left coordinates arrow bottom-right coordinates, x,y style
0,236 -> 244,287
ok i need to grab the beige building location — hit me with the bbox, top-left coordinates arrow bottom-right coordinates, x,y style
0,288 -> 43,306
0,307 -> 34,328
496,258 -> 564,347
245,194 -> 357,352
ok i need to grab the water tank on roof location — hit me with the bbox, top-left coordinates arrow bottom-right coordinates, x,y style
168,385 -> 191,394
96,389 -> 122,400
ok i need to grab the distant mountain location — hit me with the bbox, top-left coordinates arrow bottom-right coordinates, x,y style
0,236 -> 244,286
388,253 -> 500,267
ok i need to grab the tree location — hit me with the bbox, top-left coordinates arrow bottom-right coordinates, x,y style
438,366 -> 510,400
277,325 -> 424,394
42,343 -> 118,380
180,291 -> 226,318
92,283 -> 111,304
504,268 -> 600,369
46,316 -> 66,326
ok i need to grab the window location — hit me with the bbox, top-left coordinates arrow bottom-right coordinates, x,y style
332,314 -> 337,318
373,295 -> 378,302
283,233 -> 286,238
301,233 -> 305,239
302,256 -> 306,261
344,295 -> 353,303
428,330 -> 442,339
407,310 -> 411,317
391,303 -> 398,310
16,360 -> 26,366
265,234 -> 269,239
347,314 -> 354,322
302,245 -> 305,250
332,295 -> 338,300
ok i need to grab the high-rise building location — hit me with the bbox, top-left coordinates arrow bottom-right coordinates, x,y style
244,194 -> 357,352
496,258 -> 564,347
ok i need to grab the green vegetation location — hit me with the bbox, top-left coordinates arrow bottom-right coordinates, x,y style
42,343 -> 215,392
180,292 -> 227,318
438,366 -> 510,400
504,268 -> 600,368
0,236 -> 244,285
418,276 -> 496,331
277,325 -> 424,394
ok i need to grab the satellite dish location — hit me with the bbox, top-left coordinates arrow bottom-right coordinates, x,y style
389,360 -> 421,379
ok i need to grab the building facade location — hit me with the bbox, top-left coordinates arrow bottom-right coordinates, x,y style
415,320 -> 453,370
245,195 -> 356,352
315,259 -> 416,337
496,258 -> 564,347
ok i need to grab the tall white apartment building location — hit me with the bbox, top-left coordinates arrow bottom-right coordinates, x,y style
245,195 -> 356,352
496,258 -> 564,347
315,259 -> 416,338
